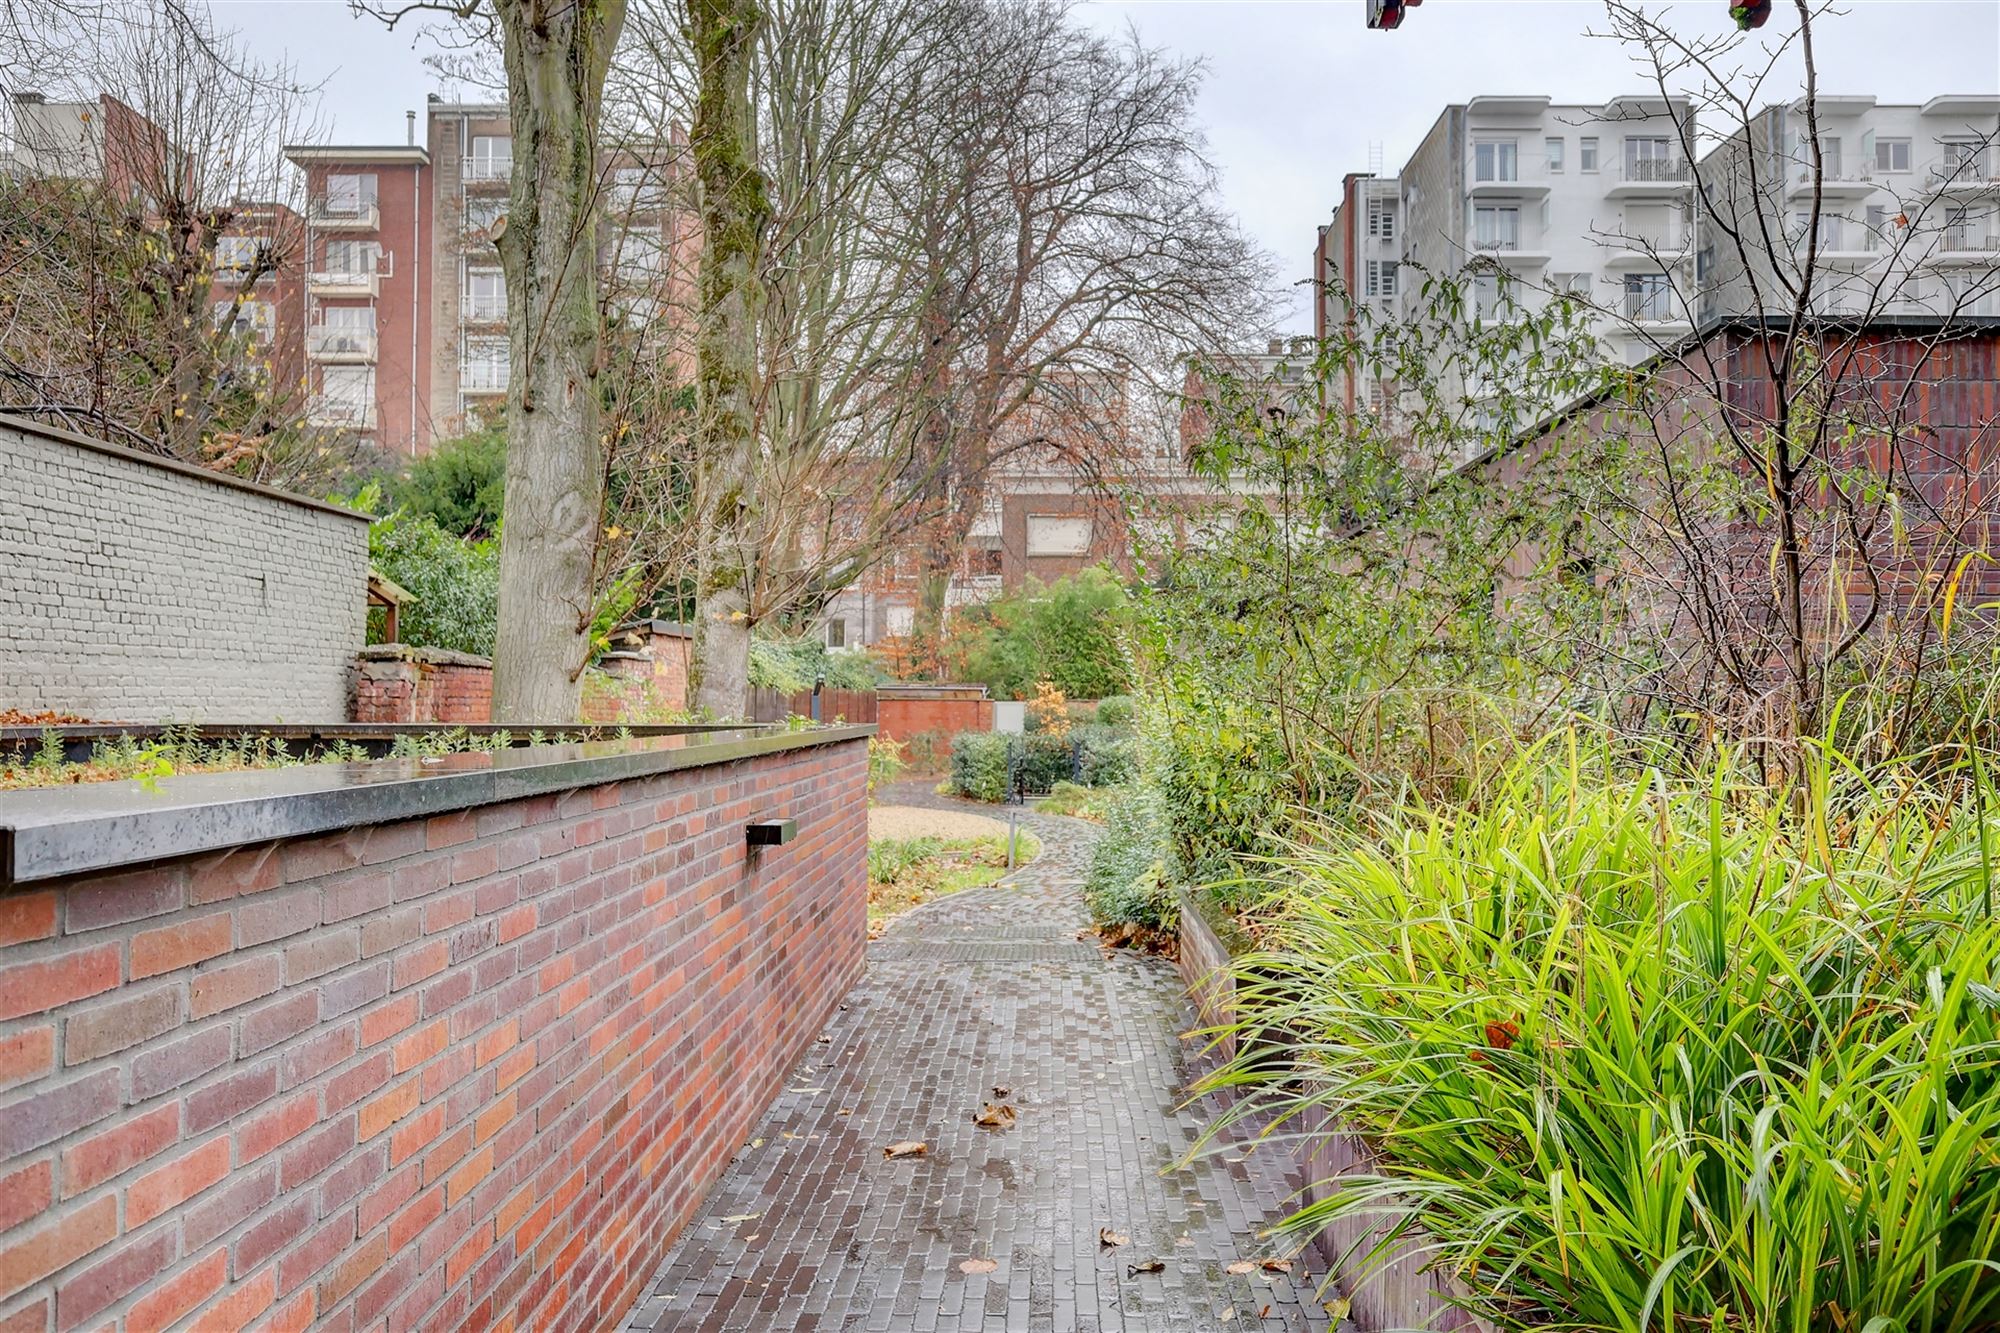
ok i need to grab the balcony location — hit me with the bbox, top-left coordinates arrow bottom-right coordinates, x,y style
1925,158 -> 2000,197
1606,157 -> 1694,198
460,369 -> 509,396
307,197 -> 380,230
1604,232 -> 1695,267
307,327 -> 378,363
1925,229 -> 2000,264
1622,291 -> 1690,327
308,268 -> 382,298
1467,159 -> 1549,198
1783,166 -> 1883,201
463,158 -> 511,186
307,396 -> 375,430
1469,236 -> 1551,266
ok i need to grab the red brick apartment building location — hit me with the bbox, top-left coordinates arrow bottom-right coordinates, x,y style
278,101 -> 691,457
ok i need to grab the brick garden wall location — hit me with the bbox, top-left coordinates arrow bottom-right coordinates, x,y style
350,649 -> 494,725
0,415 -> 369,723
0,736 -> 868,1332
876,689 -> 993,759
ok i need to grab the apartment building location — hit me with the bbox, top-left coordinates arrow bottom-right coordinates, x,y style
1698,95 -> 2000,321
282,100 -> 691,457
1316,172 -> 1403,412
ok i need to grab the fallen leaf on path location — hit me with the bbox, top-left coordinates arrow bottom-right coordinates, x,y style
1259,1259 -> 1294,1274
1098,1227 -> 1129,1248
1218,1308 -> 1234,1322
1127,1260 -> 1165,1275
1175,1234 -> 1194,1247
1324,1297 -> 1352,1319
719,1212 -> 761,1224
1225,1261 -> 1256,1275
882,1141 -> 927,1159
991,1084 -> 1011,1097
972,1102 -> 1017,1129
959,1258 -> 998,1274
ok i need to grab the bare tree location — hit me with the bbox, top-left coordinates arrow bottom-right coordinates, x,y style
0,2 -> 338,486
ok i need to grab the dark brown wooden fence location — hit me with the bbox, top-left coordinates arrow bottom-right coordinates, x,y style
748,686 -> 879,724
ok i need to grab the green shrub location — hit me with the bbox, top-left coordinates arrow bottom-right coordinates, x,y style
1019,731 -> 1074,793
867,835 -> 944,885
1202,736 -> 2000,1331
955,568 -> 1133,699
1083,786 -> 1174,929
391,427 -> 505,539
1037,780 -> 1119,822
749,637 -> 888,693
867,735 -> 906,795
368,511 -> 499,656
948,732 -> 1014,802
1070,724 -> 1136,787
1094,694 -> 1137,729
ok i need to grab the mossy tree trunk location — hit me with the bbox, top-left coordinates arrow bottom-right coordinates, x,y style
488,0 -> 626,722
684,0 -> 770,720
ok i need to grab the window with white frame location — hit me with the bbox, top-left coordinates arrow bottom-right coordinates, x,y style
321,239 -> 379,278
1865,204 -> 1889,250
214,235 -> 263,270
1365,259 -> 1398,298
323,173 -> 377,216
467,136 -> 511,180
316,365 -> 374,424
464,197 -> 505,234
1474,139 -> 1518,183
609,165 -> 670,211
1545,137 -> 1565,173
1941,139 -> 1990,180
611,228 -> 669,284
1624,273 -> 1673,320
313,305 -> 374,355
1624,136 -> 1676,180
1472,272 -> 1503,320
213,299 -> 274,339
1367,201 -> 1396,240
464,268 -> 506,320
462,336 -> 509,392
1026,514 -> 1091,557
1875,137 -> 1912,173
1579,137 -> 1599,172
1474,205 -> 1520,250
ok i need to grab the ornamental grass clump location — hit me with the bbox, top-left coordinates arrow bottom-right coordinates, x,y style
1202,732 -> 2000,1332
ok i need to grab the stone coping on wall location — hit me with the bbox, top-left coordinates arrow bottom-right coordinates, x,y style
0,724 -> 875,887
353,644 -> 494,668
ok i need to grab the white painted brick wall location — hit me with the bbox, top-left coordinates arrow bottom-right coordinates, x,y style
0,418 -> 370,721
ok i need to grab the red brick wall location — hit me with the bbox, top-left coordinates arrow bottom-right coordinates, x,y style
0,738 -> 868,1332
876,694 -> 993,757
351,657 -> 494,725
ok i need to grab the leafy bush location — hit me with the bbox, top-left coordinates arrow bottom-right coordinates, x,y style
1082,786 -> 1174,929
1070,724 -> 1137,787
867,736 -> 906,795
1025,681 -> 1070,736
749,637 -> 888,693
948,731 -> 1015,802
1094,694 -> 1137,729
368,511 -> 500,656
1202,736 -> 2000,1331
390,427 -> 505,539
955,568 -> 1133,700
1037,780 -> 1120,822
1019,731 -> 1075,793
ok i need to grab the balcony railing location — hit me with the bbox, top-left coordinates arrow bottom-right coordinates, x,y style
1928,157 -> 2000,191
307,396 -> 375,429
1942,229 -> 2000,253
464,158 -> 511,183
307,328 -> 378,362
461,368 -> 509,394
307,268 -> 383,298
1623,291 -> 1682,321
307,197 -> 380,230
1619,157 -> 1691,183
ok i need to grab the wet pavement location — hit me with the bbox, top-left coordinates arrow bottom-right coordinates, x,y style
624,786 -> 1331,1332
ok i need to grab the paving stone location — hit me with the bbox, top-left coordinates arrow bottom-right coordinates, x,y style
625,786 -> 1331,1332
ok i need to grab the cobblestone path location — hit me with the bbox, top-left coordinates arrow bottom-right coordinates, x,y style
625,786 -> 1330,1333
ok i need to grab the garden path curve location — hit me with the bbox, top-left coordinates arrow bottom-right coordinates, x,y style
624,784 -> 1331,1333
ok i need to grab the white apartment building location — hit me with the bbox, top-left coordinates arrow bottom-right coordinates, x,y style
1699,95 -> 2000,321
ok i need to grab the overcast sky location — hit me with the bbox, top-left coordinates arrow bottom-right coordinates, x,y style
214,0 -> 2000,328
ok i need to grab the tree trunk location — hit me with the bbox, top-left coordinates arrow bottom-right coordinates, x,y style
489,0 -> 626,723
685,0 -> 771,721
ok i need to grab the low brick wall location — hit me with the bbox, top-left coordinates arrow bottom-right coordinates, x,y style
350,647 -> 494,724
1174,887 -> 1484,1332
0,730 -> 868,1332
876,686 -> 992,759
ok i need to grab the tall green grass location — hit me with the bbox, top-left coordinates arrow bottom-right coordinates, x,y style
1202,733 -> 2000,1332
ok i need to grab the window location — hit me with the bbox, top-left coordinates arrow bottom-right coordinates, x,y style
1474,139 -> 1518,183
1474,205 -> 1520,250
1875,137 -> 1912,172
1941,140 -> 1990,180
824,618 -> 847,649
323,173 -> 377,216
315,365 -> 374,426
214,235 -> 263,270
462,336 -> 509,392
1794,211 -> 1842,249
464,268 -> 506,321
464,197 -> 505,234
1546,137 -> 1565,173
1026,514 -> 1091,557
1625,202 -> 1675,251
1624,273 -> 1673,320
611,229 -> 669,284
213,299 -> 274,339
321,240 -> 379,277
1625,136 -> 1677,180
1472,271 -> 1503,320
1579,137 -> 1599,172
1865,204 -> 1888,250
467,136 -> 511,181
966,542 -> 1003,577
609,165 -> 670,211
1365,259 -> 1398,298
884,605 -> 915,638
1367,201 -> 1396,240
